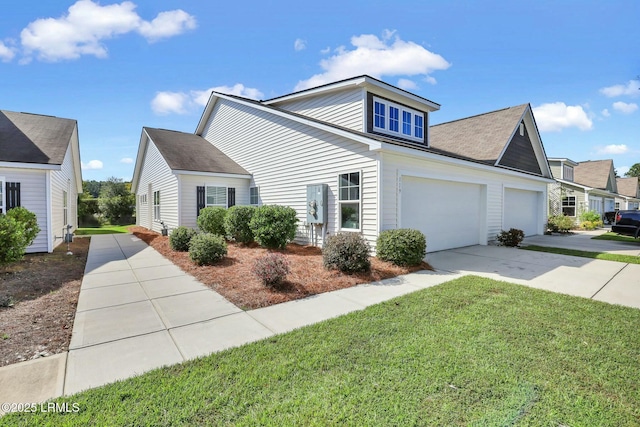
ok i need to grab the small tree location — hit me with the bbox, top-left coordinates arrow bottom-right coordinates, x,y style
98,177 -> 135,225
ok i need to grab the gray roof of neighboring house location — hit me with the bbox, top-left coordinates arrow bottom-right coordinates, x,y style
573,159 -> 613,189
616,176 -> 639,197
429,104 -> 528,164
0,110 -> 76,165
144,127 -> 249,175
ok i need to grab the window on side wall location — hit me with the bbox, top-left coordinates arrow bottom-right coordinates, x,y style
153,191 -> 161,220
562,196 -> 576,217
63,191 -> 68,225
0,177 -> 4,214
250,187 -> 259,205
338,171 -> 361,231
206,186 -> 227,207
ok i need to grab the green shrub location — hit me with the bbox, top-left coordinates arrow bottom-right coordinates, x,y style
546,215 -> 575,233
224,205 -> 256,244
580,220 -> 603,230
0,215 -> 27,265
323,232 -> 371,273
249,205 -> 298,249
496,228 -> 525,247
252,252 -> 290,288
169,226 -> 197,251
188,233 -> 227,265
6,206 -> 40,247
376,229 -> 426,266
579,210 -> 603,230
197,207 -> 227,236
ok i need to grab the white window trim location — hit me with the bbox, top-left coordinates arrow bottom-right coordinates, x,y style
0,176 -> 4,214
63,190 -> 68,226
205,185 -> 228,208
337,170 -> 362,232
250,186 -> 260,206
563,164 -> 574,182
153,190 -> 161,221
372,96 -> 425,143
562,195 -> 576,217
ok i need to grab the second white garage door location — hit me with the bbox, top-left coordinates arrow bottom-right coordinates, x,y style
503,188 -> 540,236
401,176 -> 483,252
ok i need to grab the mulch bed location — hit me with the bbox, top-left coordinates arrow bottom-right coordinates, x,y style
131,226 -> 432,310
0,238 -> 89,367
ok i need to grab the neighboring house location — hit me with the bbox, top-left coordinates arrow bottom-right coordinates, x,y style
548,158 -> 618,222
0,110 -> 82,252
615,177 -> 640,210
132,75 -> 553,253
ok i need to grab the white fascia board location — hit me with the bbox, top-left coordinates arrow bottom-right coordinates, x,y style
548,157 -> 579,166
0,161 -> 60,170
69,126 -> 83,193
557,178 -> 592,190
130,129 -> 150,193
173,170 -> 252,180
263,77 -> 368,105
195,93 -> 220,135
380,142 -> 555,184
207,92 -> 382,150
361,77 -> 440,111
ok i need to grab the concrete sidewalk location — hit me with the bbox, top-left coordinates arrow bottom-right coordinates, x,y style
0,234 -> 457,410
522,228 -> 640,256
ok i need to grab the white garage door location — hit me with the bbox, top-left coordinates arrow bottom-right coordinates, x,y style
504,188 -> 540,236
401,176 -> 482,252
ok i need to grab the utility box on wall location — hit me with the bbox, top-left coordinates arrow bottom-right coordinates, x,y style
306,184 -> 328,224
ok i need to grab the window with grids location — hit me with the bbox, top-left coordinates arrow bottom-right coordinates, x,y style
338,172 -> 361,230
372,96 -> 425,143
250,187 -> 259,205
562,196 -> 576,217
206,186 -> 227,207
153,191 -> 161,220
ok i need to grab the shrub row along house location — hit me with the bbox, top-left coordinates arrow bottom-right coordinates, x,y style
132,75 -> 553,253
548,158 -> 640,223
0,110 -> 82,252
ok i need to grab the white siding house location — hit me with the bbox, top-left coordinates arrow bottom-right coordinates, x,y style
133,75 -> 553,254
0,110 -> 82,253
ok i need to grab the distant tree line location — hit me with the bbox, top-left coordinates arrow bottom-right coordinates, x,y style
79,177 -> 135,226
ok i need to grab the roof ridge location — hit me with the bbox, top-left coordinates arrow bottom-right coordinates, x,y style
431,104 -> 528,127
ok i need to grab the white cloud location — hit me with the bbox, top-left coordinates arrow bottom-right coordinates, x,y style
600,80 -> 640,98
120,157 -> 134,164
397,78 -> 417,90
320,46 -> 331,54
294,38 -> 306,51
618,166 -> 630,177
601,108 -> 610,117
151,91 -> 189,115
295,30 -> 451,91
19,0 -> 196,62
597,144 -> 628,155
81,160 -> 103,170
151,83 -> 264,115
0,40 -> 16,62
612,101 -> 638,114
532,102 -> 593,132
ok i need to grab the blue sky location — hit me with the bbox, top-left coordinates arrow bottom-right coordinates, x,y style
1,0 -> 638,181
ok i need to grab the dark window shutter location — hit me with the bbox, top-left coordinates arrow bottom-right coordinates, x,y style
6,182 -> 20,210
228,188 -> 236,208
196,186 -> 205,216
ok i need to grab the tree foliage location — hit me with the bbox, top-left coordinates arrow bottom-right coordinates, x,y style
625,163 -> 640,178
98,177 -> 135,225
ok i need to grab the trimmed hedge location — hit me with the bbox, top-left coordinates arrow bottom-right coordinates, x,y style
224,205 -> 256,244
189,233 -> 227,265
249,205 -> 298,249
323,232 -> 371,273
169,226 -> 197,252
197,207 -> 227,236
376,229 -> 426,266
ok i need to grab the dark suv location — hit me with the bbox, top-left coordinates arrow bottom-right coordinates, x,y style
612,210 -> 640,238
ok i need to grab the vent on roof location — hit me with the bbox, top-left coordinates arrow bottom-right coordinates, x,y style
519,122 -> 524,136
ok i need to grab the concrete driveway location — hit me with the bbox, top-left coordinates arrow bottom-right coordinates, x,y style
427,240 -> 640,310
522,228 -> 640,255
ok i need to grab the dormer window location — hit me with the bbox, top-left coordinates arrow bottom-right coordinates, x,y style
372,96 -> 426,144
563,164 -> 574,182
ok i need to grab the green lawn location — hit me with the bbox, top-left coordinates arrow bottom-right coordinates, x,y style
4,276 -> 640,426
522,244 -> 640,264
74,224 -> 133,235
592,231 -> 640,243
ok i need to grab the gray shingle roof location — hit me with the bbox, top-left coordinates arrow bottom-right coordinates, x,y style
144,127 -> 249,175
0,110 -> 76,165
429,104 -> 528,164
573,159 -> 613,189
616,177 -> 639,197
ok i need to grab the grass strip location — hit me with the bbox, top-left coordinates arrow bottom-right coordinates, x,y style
592,232 -> 639,243
521,244 -> 640,264
3,276 -> 640,426
75,225 -> 133,235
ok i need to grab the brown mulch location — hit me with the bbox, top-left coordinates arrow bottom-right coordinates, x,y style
0,238 -> 89,367
131,226 -> 432,310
